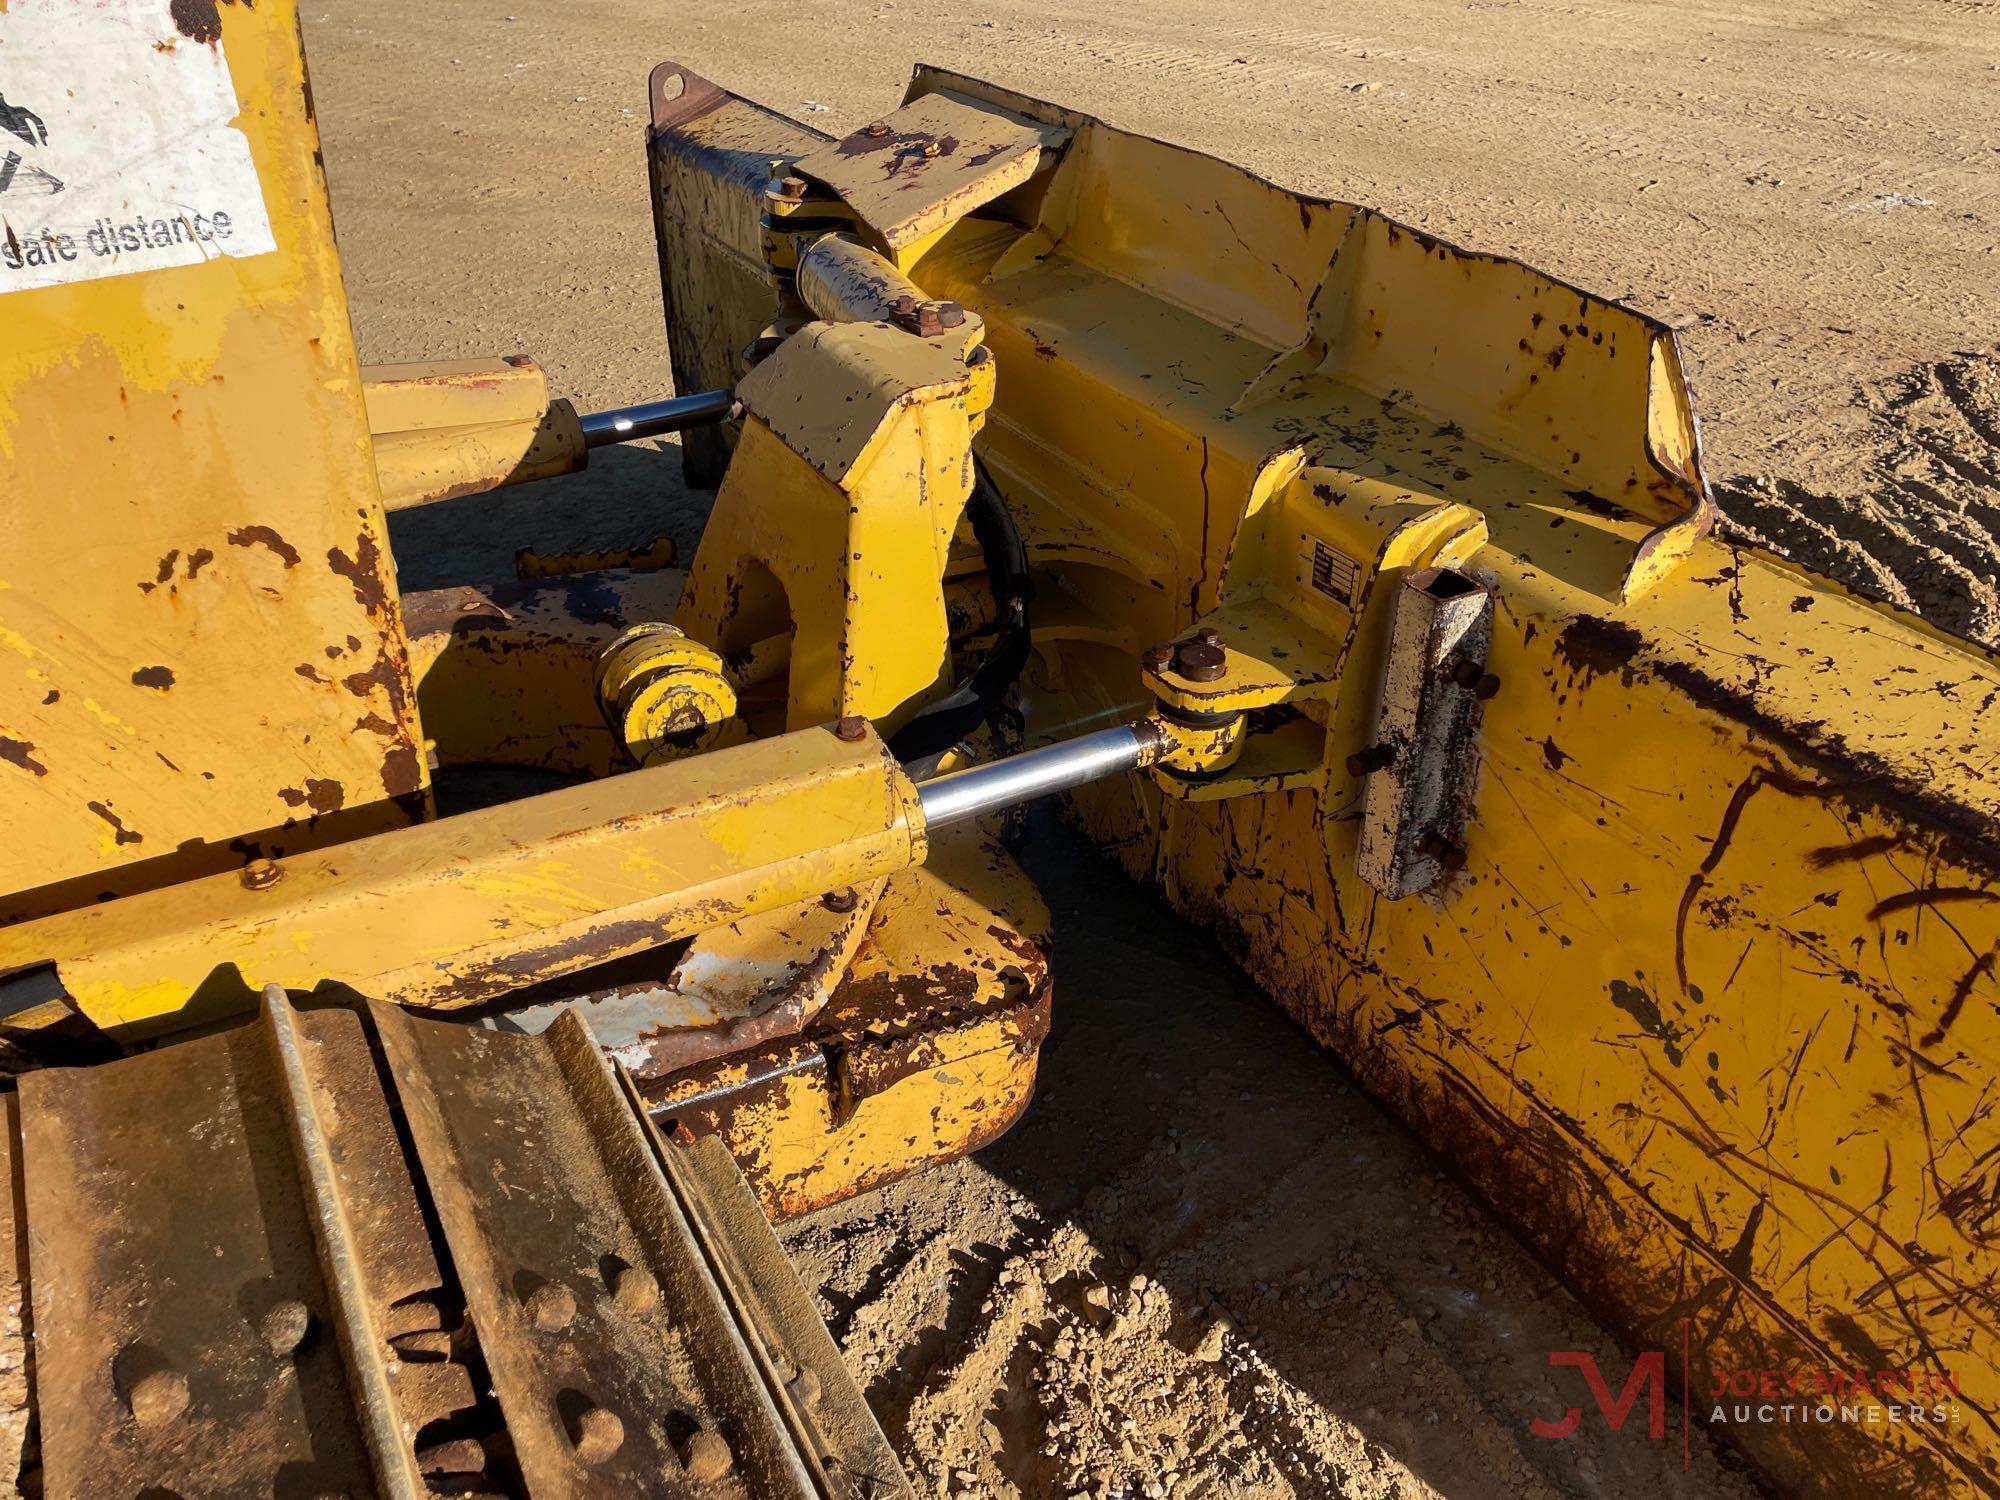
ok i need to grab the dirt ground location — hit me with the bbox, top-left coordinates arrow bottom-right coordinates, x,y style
302,2 -> 1998,1494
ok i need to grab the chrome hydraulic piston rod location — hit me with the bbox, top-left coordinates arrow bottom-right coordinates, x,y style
915,723 -> 1165,829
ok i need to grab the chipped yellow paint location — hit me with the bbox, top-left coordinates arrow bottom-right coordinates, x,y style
0,722 -> 927,1036
648,829 -> 1052,1218
676,318 -> 991,736
361,356 -> 586,510
0,0 -> 425,924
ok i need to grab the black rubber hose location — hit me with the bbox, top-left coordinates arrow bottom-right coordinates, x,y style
889,458 -> 1032,766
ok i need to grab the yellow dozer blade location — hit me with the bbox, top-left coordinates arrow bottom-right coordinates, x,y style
647,63 -> 2000,1498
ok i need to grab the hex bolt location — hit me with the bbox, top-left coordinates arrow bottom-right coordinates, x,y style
890,294 -> 952,337
822,887 -> 859,914
240,857 -> 282,891
1447,660 -> 1502,698
416,1437 -> 488,1477
1345,744 -> 1396,777
610,1263 -> 660,1315
1194,626 -> 1221,647
920,139 -> 942,158
1173,641 -> 1227,682
864,120 -> 890,138
261,1298 -> 312,1355
777,175 -> 806,200
1418,833 -> 1468,872
568,1403 -> 625,1465
524,1281 -> 576,1333
834,715 -> 869,742
928,300 -> 966,330
678,1428 -> 734,1481
1141,642 -> 1175,674
127,1366 -> 189,1427
787,1365 -> 823,1407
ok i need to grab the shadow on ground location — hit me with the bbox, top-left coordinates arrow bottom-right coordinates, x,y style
780,809 -> 1766,1498
387,439 -> 705,592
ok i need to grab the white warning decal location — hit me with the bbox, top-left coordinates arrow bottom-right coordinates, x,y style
0,0 -> 276,293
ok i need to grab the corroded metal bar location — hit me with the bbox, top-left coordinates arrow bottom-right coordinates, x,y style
1354,567 -> 1493,897
16,1011 -> 398,1496
796,233 -> 928,326
636,1093 -> 915,1499
262,986 -> 425,1500
373,1001 -> 818,1496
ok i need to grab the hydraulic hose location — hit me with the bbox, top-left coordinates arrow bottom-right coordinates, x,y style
888,458 -> 1033,764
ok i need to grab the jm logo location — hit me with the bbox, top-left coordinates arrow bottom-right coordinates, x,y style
1530,1351 -> 1668,1440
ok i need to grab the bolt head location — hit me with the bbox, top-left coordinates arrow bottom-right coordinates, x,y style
611,1263 -> 660,1315
127,1366 -> 189,1427
822,888 -> 859,913
1345,744 -> 1395,777
524,1281 -> 576,1333
240,857 -> 282,890
778,175 -> 806,199
679,1428 -> 733,1481
1142,643 -> 1175,673
834,715 -> 869,742
261,1298 -> 312,1355
1194,626 -> 1221,647
1173,641 -> 1227,682
568,1404 -> 625,1464
1419,834 -> 1468,872
864,120 -> 890,137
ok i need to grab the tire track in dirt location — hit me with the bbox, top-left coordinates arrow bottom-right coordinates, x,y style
1718,346 -> 2000,644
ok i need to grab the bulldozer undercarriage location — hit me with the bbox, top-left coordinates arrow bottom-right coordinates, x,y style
1,1 -> 1998,1495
